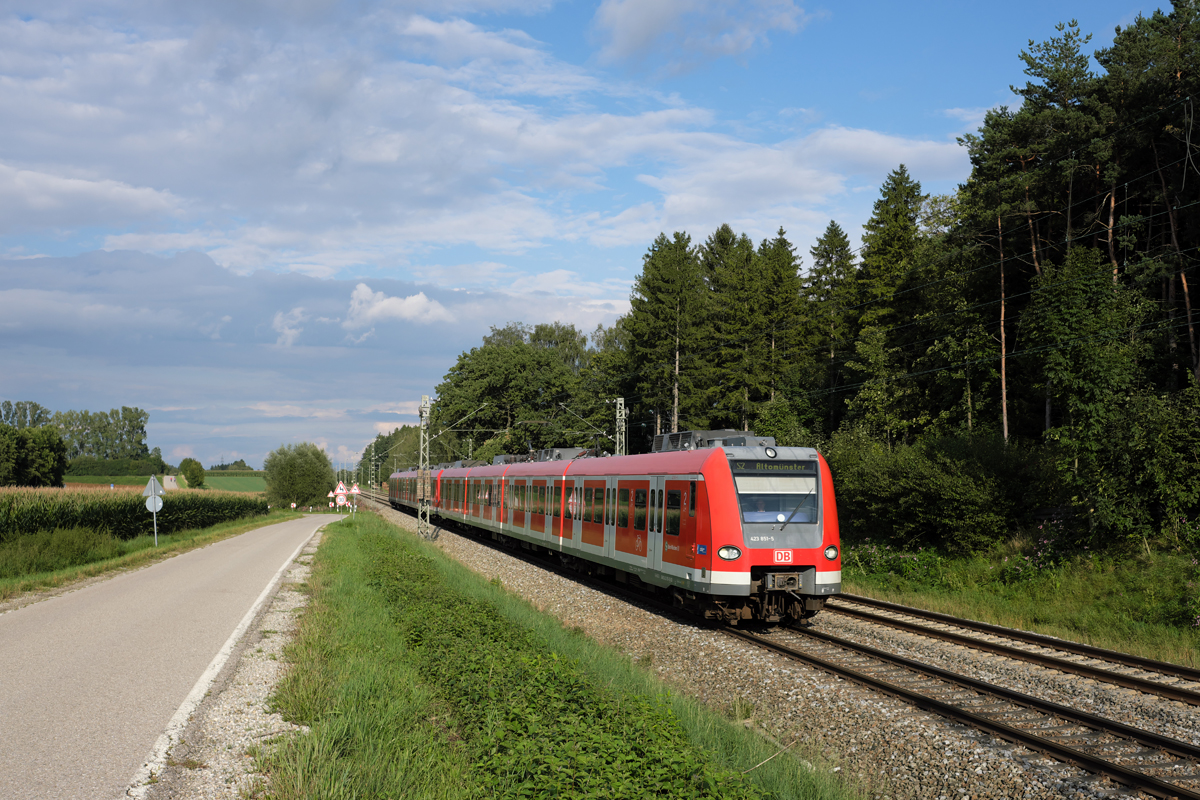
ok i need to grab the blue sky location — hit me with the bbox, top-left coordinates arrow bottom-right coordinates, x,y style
0,0 -> 1154,470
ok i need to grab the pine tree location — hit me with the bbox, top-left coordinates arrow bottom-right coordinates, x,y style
857,165 -> 926,328
702,224 -> 769,431
627,232 -> 706,436
805,221 -> 857,433
757,228 -> 804,401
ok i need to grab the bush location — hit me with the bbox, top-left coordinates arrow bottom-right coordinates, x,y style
264,442 -> 335,506
0,527 -> 122,579
66,455 -> 169,476
825,429 -> 1058,554
178,457 -> 205,488
1093,386 -> 1200,548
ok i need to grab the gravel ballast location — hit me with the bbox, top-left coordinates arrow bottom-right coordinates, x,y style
370,502 -> 1173,800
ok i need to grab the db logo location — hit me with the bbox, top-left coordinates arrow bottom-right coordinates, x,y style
773,550 -> 793,563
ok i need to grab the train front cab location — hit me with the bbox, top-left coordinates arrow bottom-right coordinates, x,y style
700,446 -> 840,624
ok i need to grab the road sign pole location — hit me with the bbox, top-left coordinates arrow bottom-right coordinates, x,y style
143,476 -> 165,546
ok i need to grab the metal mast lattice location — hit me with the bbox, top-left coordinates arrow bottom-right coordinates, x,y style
418,395 -> 436,540
615,397 -> 627,456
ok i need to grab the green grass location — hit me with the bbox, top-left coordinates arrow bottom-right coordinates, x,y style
62,475 -> 153,486
204,475 -> 267,492
843,536 -> 1200,668
0,510 -> 302,602
260,514 -> 857,800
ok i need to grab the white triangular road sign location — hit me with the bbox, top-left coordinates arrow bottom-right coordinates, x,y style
142,476 -> 165,497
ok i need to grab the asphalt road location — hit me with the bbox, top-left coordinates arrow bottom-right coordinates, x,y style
0,515 -> 323,800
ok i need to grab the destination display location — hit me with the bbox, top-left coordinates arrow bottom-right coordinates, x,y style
728,459 -> 817,475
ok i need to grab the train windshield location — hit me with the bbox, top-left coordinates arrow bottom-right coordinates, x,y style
730,459 -> 818,524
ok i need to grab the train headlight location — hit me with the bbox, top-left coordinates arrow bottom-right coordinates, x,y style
764,447 -> 777,458
824,545 -> 839,560
717,546 -> 742,560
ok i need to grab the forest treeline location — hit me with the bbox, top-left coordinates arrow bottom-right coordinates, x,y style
1,401 -> 167,486
362,9 -> 1200,555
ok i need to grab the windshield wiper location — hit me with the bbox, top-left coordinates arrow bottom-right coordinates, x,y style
779,488 -> 815,530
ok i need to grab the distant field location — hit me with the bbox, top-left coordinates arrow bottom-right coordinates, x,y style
203,475 -> 267,492
63,476 -> 150,487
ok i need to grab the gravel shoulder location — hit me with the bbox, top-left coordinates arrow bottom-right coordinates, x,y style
137,529 -> 321,799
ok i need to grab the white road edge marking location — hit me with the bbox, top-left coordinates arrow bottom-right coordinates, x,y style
125,520 -> 324,798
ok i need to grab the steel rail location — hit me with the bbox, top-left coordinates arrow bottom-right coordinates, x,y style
836,594 -> 1200,682
727,626 -> 1200,800
363,495 -> 1200,798
827,596 -> 1200,705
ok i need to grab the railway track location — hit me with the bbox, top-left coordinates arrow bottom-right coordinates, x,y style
362,496 -> 1200,797
825,594 -> 1200,706
731,625 -> 1200,800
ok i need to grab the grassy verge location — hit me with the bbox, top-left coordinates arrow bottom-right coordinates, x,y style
260,513 -> 855,800
0,510 -> 302,603
843,537 -> 1200,668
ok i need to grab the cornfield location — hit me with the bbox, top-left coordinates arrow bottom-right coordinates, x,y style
0,487 -> 269,542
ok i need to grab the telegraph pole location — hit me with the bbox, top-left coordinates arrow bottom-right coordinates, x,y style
615,397 -> 627,456
418,395 -> 435,540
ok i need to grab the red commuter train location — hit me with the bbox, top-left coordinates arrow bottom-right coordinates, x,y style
388,429 -> 841,623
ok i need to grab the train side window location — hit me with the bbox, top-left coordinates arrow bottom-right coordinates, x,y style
634,488 -> 647,531
666,489 -> 681,535
690,481 -> 696,517
649,488 -> 657,533
593,489 -> 604,524
584,488 -> 593,522
658,489 -> 664,532
618,488 -> 629,528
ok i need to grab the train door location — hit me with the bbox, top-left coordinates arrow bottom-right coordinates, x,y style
580,479 -> 605,547
615,479 -> 648,558
661,479 -> 696,569
647,476 -> 664,573
604,478 -> 617,558
531,480 -> 546,534
512,480 -> 525,529
552,479 -> 573,540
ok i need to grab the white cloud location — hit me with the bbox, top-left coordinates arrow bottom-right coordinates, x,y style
0,162 -> 182,234
364,401 -> 424,415
248,402 -> 347,419
343,283 -> 455,328
272,307 -> 308,347
943,106 -> 996,134
592,0 -> 811,70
